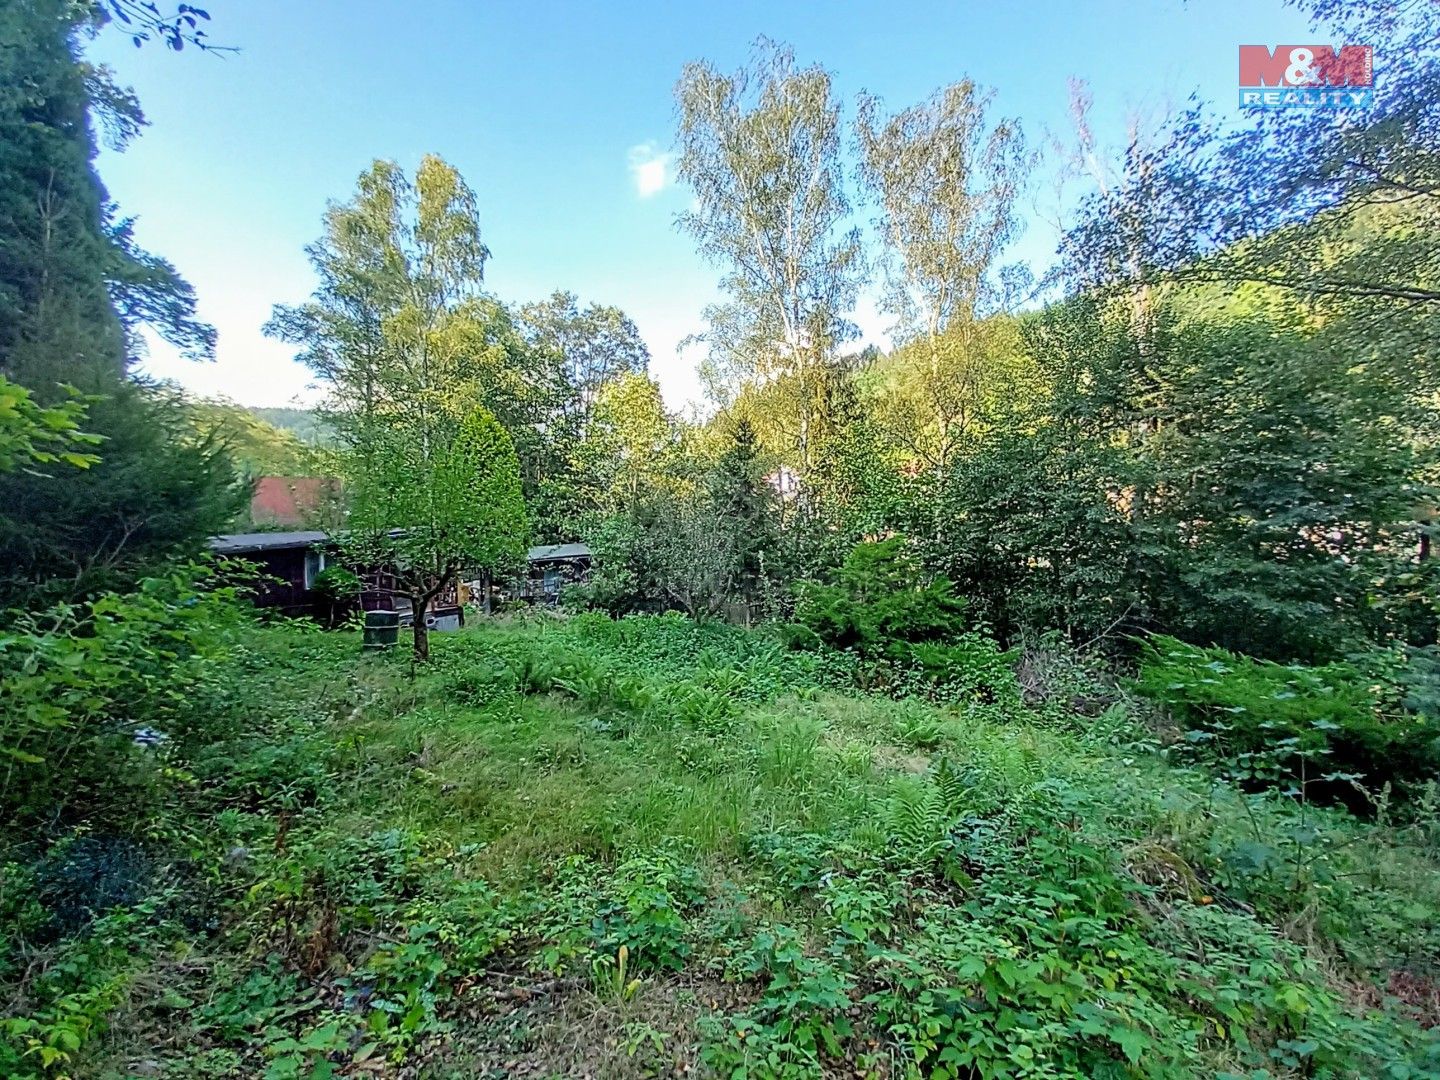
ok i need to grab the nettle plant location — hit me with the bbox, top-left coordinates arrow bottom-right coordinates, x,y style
0,562 -> 249,831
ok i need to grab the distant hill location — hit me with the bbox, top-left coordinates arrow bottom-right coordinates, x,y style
189,400 -> 313,476
247,407 -> 334,445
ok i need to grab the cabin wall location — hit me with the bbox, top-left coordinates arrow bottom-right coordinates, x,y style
241,549 -> 315,617
229,543 -> 463,627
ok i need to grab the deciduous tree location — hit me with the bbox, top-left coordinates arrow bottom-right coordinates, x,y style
856,79 -> 1032,475
268,156 -> 533,658
519,290 -> 651,420
675,40 -> 863,482
349,404 -> 526,659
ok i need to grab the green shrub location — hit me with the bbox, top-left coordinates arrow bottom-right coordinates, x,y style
0,904 -> 157,1078
909,635 -> 1021,705
789,538 -> 1019,705
793,537 -> 970,661
0,562 -> 251,832
1134,635 -> 1440,803
309,566 -> 359,599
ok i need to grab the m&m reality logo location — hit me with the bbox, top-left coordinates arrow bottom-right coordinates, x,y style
1239,45 -> 1374,109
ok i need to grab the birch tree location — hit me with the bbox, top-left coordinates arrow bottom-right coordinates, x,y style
856,79 -> 1031,475
674,40 -> 863,482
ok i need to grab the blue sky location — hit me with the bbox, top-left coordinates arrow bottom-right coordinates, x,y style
90,0 -> 1315,411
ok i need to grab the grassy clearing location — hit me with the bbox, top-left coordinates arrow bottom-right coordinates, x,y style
6,612 -> 1440,1078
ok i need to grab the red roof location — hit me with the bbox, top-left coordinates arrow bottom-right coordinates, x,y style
250,476 -> 337,528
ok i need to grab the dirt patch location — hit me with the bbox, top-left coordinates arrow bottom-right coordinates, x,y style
416,971 -> 754,1079
1348,968 -> 1440,1029
871,744 -> 931,774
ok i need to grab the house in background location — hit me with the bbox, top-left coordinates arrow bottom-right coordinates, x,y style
210,531 -> 334,618
212,533 -> 595,622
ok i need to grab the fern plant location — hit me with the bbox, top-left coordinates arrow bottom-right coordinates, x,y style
886,778 -> 949,859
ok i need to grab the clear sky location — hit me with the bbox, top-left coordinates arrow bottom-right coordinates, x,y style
89,0 -> 1315,412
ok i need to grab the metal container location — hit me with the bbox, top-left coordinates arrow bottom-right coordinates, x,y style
425,605 -> 463,632
362,609 -> 400,650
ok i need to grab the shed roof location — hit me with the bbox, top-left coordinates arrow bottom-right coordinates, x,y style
210,530 -> 330,555
527,542 -> 592,562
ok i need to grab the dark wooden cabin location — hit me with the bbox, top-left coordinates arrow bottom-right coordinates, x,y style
210,531 -> 332,617
211,531 -> 462,628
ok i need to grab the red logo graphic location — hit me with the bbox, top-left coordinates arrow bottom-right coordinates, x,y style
1239,45 -> 1373,88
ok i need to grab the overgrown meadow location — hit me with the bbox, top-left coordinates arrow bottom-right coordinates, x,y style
4,592 -> 1438,1079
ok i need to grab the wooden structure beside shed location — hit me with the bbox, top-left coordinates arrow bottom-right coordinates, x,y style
210,531 -> 332,617
520,543 -> 593,604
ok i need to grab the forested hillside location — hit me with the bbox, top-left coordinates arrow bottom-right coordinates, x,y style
247,408 -> 333,447
188,402 -> 313,477
1,0 -> 1437,1077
